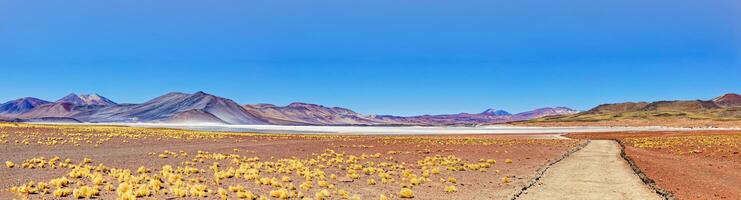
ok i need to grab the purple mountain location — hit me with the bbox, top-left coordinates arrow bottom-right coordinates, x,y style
57,93 -> 117,106
243,102 -> 382,125
481,108 -> 512,116
0,97 -> 51,115
1,91 -> 579,125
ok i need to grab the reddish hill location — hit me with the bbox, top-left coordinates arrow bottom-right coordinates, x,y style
17,102 -> 76,119
641,100 -> 720,112
713,93 -> 741,107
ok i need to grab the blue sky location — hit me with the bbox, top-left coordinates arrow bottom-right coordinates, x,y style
0,0 -> 739,116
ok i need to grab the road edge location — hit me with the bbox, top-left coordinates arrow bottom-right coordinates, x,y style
508,139 -> 591,200
615,139 -> 676,200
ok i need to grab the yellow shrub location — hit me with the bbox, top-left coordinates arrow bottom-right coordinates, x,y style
53,188 -> 72,197
134,186 -> 151,197
79,186 -> 99,198
337,189 -> 350,198
92,175 -> 105,185
237,190 -> 257,199
51,177 -> 71,188
299,181 -> 313,191
37,182 -> 49,191
315,189 -> 331,200
218,188 -> 228,200
119,192 -> 137,200
444,185 -> 457,193
72,188 -> 83,199
170,187 -> 188,197
318,180 -> 330,188
117,182 -> 132,197
410,177 -> 422,185
229,185 -> 245,192
137,166 -> 150,174
270,188 -> 290,199
347,172 -> 361,179
399,188 -> 414,198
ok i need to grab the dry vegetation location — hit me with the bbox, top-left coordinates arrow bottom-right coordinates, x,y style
0,123 -> 580,200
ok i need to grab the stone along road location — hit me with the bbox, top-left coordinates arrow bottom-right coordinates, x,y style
518,140 -> 661,200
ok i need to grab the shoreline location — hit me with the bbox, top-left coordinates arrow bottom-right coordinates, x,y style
22,122 -> 741,135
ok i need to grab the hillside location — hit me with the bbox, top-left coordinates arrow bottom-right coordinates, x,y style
713,93 -> 741,107
57,93 -> 117,106
0,97 -> 50,115
101,92 -> 267,124
521,93 -> 741,127
243,103 -> 384,125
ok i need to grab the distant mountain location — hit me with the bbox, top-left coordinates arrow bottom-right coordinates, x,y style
525,93 -> 741,127
640,100 -> 720,112
18,102 -> 77,119
102,91 -> 267,124
372,112 -> 503,125
57,93 -> 117,106
583,102 -> 650,114
0,97 -> 50,115
373,107 -> 578,125
481,108 -> 511,116
510,107 -> 579,120
243,102 -> 383,125
4,91 -> 267,124
713,93 -> 741,108
0,91 -> 582,125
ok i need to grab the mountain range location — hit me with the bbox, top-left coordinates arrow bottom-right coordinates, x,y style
371,107 -> 577,125
0,91 -> 578,125
524,93 -> 741,127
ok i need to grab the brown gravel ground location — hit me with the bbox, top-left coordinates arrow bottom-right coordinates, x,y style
566,131 -> 741,200
0,123 -> 581,200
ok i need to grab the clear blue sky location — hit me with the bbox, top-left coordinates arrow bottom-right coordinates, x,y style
0,0 -> 739,116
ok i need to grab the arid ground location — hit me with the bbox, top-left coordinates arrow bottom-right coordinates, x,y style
0,123 -> 581,200
2,123 -> 739,200
567,131 -> 741,200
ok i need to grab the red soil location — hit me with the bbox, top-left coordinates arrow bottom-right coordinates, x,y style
567,131 -> 741,200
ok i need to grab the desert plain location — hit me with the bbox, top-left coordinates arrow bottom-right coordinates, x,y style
1,123 -> 739,200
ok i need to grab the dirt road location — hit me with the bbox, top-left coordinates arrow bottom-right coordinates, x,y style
518,140 -> 661,200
